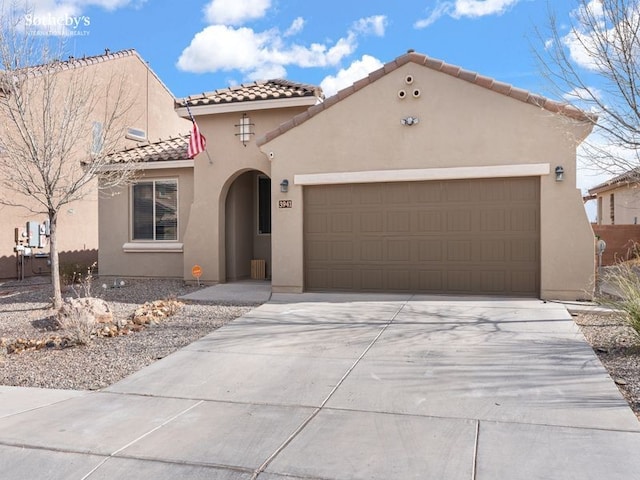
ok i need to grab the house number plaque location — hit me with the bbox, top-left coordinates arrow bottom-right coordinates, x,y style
278,200 -> 293,208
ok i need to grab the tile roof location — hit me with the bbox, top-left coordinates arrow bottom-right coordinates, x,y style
106,135 -> 189,164
23,48 -> 137,73
588,168 -> 640,194
0,49 -> 176,98
175,79 -> 322,107
257,51 -> 596,147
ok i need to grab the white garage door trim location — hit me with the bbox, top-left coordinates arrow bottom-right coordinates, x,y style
295,163 -> 550,186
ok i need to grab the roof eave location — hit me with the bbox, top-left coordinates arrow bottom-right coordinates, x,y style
176,96 -> 318,117
98,159 -> 194,172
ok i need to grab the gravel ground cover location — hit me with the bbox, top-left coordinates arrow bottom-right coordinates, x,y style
1,277 -> 640,422
0,277 -> 254,390
574,310 -> 640,419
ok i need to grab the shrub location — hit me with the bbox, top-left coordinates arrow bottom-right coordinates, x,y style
598,262 -> 640,334
62,262 -> 98,298
56,301 -> 98,345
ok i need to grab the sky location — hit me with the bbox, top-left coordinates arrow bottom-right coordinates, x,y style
0,0 -> 617,215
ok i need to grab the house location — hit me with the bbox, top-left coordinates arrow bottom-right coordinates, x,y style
97,80 -> 322,280
98,51 -> 596,300
587,169 -> 640,264
588,169 -> 640,225
0,49 -> 189,279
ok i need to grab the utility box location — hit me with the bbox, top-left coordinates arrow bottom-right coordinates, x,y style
26,221 -> 40,248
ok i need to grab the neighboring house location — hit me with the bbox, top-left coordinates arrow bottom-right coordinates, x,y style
588,169 -> 640,225
0,49 -> 189,279
587,169 -> 640,265
98,51 -> 596,300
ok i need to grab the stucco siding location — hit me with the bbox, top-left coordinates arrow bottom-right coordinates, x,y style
181,106 -> 311,284
98,167 -> 194,278
0,52 -> 188,279
262,63 -> 595,299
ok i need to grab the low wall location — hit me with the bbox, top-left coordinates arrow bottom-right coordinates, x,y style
0,249 -> 98,280
592,225 -> 640,265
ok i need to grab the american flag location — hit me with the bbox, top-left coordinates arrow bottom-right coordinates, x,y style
188,119 -> 206,159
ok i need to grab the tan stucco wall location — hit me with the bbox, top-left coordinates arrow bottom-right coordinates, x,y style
98,167 -> 194,278
0,52 -> 189,279
260,63 -> 596,300
180,106 -> 311,284
596,185 -> 640,225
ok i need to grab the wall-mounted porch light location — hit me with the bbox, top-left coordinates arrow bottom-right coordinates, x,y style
555,166 -> 565,182
235,113 -> 255,146
280,179 -> 289,193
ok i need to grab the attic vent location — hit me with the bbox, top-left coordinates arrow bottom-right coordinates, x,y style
126,127 -> 147,142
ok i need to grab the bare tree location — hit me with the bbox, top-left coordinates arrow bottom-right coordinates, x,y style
537,0 -> 640,176
0,4 -> 136,308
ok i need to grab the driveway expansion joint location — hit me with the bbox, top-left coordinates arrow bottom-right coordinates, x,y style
250,297 -> 412,479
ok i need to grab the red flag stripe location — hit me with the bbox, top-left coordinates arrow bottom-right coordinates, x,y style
188,120 -> 206,158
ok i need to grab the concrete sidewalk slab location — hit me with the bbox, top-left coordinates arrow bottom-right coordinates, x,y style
475,421 -> 640,479
265,408 -> 477,480
179,280 -> 271,304
242,298 -> 407,324
106,348 -> 357,406
0,385 -> 86,419
87,457 -> 252,480
118,401 -> 313,471
0,392 -> 199,455
184,320 -> 384,359
0,444 -> 106,480
326,301 -> 639,431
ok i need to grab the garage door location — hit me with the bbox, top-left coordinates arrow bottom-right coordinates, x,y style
303,177 -> 540,296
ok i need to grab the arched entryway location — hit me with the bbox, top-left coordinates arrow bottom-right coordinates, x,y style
224,170 -> 272,281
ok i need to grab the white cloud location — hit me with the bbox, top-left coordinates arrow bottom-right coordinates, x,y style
178,13 -> 388,81
203,0 -> 270,26
415,0 -> 521,28
320,54 -> 384,98
414,3 -> 452,28
562,29 -> 600,70
177,24 -> 357,76
353,15 -> 387,37
560,0 -> 615,71
284,17 -> 304,37
453,0 -> 520,17
562,86 -> 603,107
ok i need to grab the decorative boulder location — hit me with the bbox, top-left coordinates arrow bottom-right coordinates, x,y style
57,297 -> 113,325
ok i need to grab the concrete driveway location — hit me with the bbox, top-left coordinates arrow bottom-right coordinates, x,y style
1,293 -> 640,479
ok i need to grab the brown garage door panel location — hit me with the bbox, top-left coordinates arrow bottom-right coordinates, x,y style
304,178 -> 540,296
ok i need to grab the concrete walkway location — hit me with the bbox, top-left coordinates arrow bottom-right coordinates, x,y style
1,294 -> 640,479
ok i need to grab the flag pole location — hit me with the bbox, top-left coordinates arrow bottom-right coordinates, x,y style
185,100 -> 213,164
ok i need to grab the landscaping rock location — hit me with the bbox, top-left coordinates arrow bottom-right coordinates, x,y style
58,297 -> 113,325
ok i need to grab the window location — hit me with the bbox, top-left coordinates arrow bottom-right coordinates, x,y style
92,121 -> 103,154
257,175 -> 271,234
610,193 -> 615,225
597,197 -> 603,225
132,180 -> 178,241
126,127 -> 147,142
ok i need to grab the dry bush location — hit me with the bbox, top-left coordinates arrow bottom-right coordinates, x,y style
56,304 -> 96,346
598,262 -> 640,335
